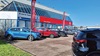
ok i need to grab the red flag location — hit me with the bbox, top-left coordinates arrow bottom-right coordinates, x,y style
31,0 -> 36,31
62,12 -> 66,29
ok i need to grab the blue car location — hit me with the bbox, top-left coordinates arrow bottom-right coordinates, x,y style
5,27 -> 41,41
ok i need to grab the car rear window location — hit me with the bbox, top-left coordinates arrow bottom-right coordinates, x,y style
76,30 -> 100,40
76,31 -> 86,39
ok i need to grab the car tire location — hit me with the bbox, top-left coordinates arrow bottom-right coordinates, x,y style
50,34 -> 54,38
86,51 -> 100,56
7,35 -> 13,41
28,35 -> 34,41
60,32 -> 66,37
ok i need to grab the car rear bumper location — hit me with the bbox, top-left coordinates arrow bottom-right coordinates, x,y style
72,43 -> 88,56
73,50 -> 87,56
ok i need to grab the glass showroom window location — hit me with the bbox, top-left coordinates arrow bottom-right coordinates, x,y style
52,24 -> 58,28
19,3 -> 26,13
17,3 -> 22,12
0,19 -> 16,31
35,22 -> 42,28
17,2 -> 26,12
40,23 -> 47,28
0,20 -> 5,30
46,23 -> 52,28
25,5 -> 30,14
23,4 -> 29,13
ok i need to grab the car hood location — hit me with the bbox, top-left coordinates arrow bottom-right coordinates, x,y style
31,32 -> 40,34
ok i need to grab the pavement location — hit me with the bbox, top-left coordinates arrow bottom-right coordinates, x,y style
11,35 -> 73,56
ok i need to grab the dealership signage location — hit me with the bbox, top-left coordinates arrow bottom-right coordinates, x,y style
18,12 -> 40,21
18,12 -> 31,19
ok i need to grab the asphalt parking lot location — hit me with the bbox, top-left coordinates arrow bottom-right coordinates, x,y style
12,35 -> 73,56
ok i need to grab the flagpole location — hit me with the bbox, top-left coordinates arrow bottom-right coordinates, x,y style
62,12 -> 66,30
31,0 -> 36,31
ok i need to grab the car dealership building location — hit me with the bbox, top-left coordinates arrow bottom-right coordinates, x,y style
0,0 -> 73,31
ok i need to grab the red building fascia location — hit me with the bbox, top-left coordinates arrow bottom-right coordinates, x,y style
40,16 -> 72,26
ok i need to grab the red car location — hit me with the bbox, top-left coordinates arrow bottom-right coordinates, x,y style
35,28 -> 58,38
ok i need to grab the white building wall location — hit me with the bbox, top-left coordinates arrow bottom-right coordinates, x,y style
0,11 -> 18,19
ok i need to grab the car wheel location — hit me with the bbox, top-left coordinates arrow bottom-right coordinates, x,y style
7,35 -> 13,41
60,32 -> 65,37
86,51 -> 100,56
50,34 -> 54,38
28,35 -> 34,41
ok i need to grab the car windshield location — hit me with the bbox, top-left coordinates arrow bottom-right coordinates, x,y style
48,28 -> 58,31
36,28 -> 44,30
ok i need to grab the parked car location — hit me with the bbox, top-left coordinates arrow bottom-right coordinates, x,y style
36,28 -> 58,38
48,28 -> 67,37
67,30 -> 75,35
72,28 -> 100,56
67,29 -> 79,35
5,27 -> 41,41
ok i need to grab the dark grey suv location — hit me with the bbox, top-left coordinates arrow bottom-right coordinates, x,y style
72,28 -> 100,56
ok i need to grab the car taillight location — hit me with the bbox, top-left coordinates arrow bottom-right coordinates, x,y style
76,40 -> 87,43
73,37 -> 89,52
73,37 -> 87,43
